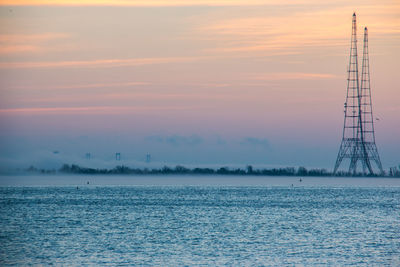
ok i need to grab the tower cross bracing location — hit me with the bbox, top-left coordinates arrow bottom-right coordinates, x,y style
333,13 -> 383,175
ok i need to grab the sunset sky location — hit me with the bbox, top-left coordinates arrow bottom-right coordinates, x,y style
0,0 -> 399,170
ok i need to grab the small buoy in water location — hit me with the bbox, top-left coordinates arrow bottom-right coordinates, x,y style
87,181 -> 89,185
76,186 -> 79,190
291,184 -> 294,187
299,178 -> 302,182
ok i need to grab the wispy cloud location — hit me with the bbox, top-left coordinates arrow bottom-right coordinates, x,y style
0,45 -> 39,54
0,56 -> 199,69
198,4 -> 400,54
1,0 -> 322,6
200,16 -> 347,54
0,33 -> 69,43
196,83 -> 231,88
0,106 -> 191,114
13,81 -> 150,90
249,72 -> 338,80
0,33 -> 70,55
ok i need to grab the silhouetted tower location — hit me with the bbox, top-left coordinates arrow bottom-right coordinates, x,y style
358,27 -> 383,173
146,154 -> 151,163
85,153 -> 91,160
116,153 -> 121,161
333,13 -> 383,175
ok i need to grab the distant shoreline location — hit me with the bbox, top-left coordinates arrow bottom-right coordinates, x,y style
13,164 -> 399,178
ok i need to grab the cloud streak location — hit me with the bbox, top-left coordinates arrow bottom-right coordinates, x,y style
0,106 -> 192,115
13,81 -> 150,90
249,72 -> 338,80
1,0 -> 322,6
198,4 -> 400,54
0,57 -> 199,69
0,33 -> 71,55
0,33 -> 69,43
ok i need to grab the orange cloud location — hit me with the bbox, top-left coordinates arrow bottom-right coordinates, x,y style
1,0 -> 317,6
0,57 -> 199,69
201,16 -> 347,54
198,3 -> 400,54
249,72 -> 338,80
0,45 -> 38,54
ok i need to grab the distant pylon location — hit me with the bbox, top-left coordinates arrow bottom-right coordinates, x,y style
333,13 -> 383,175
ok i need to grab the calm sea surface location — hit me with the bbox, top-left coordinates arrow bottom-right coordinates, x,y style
1,175 -> 399,266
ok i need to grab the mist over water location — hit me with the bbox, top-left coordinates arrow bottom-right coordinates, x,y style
0,133 -> 358,172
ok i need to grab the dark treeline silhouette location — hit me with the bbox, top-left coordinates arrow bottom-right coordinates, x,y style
24,164 -> 394,177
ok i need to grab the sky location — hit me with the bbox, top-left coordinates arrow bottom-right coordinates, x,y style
0,0 -> 399,171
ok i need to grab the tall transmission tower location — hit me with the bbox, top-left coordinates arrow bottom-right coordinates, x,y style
333,13 -> 383,175
358,26 -> 383,174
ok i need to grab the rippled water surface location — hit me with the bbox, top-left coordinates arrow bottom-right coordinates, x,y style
1,176 -> 400,266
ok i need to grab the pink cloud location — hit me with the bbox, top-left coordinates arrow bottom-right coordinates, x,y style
13,82 -> 150,90
0,33 -> 70,55
0,106 -> 192,115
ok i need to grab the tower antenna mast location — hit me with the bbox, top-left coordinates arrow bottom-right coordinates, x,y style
333,13 -> 383,175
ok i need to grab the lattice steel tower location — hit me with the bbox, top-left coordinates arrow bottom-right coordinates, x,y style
333,13 -> 383,175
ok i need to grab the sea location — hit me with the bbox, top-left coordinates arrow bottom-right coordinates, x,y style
0,175 -> 399,266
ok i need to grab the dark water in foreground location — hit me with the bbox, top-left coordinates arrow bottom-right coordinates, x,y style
0,176 -> 399,266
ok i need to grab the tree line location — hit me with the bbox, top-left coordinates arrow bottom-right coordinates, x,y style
21,164 -> 398,177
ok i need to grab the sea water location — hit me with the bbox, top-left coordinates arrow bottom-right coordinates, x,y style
0,175 -> 399,266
